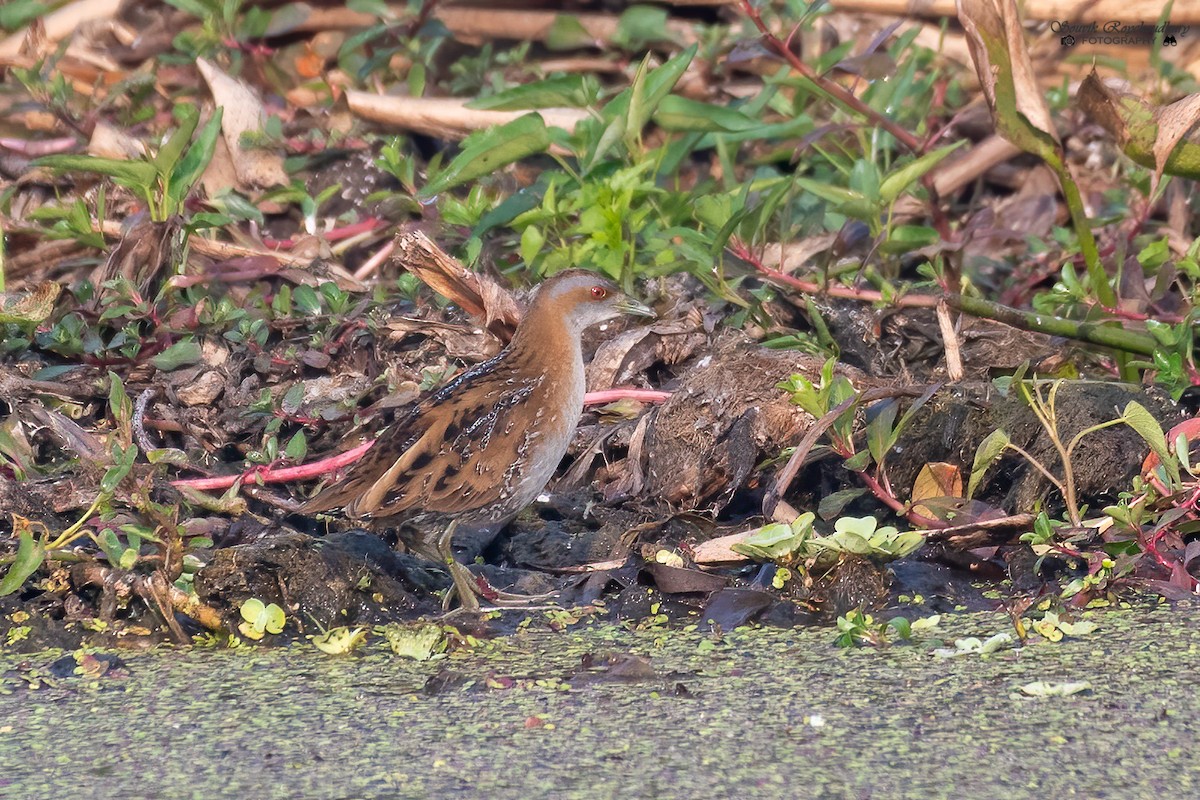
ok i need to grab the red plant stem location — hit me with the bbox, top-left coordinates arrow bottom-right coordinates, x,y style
261,218 -> 383,250
854,469 -> 940,529
737,0 -> 921,154
172,441 -> 375,491
583,388 -> 672,406
732,240 -> 941,308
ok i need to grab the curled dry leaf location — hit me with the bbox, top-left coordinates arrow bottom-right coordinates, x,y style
392,230 -> 520,342
958,0 -> 1060,158
910,461 -> 964,519
196,58 -> 288,189
1079,71 -> 1200,196
347,92 -> 589,141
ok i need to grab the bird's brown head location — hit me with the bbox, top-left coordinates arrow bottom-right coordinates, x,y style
524,270 -> 655,337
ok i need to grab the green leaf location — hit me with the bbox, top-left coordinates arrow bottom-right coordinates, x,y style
96,528 -> 126,566
878,142 -> 965,205
879,225 -> 941,254
292,284 -> 321,316
240,597 -> 265,623
731,513 -> 816,562
0,1 -> 52,32
866,399 -> 899,464
150,339 -> 203,371
284,431 -> 307,461
887,617 -> 912,639
545,14 -> 594,51
626,44 -> 697,148
154,105 -> 201,177
586,45 -> 700,171
843,450 -> 872,472
586,94 -> 631,172
34,155 -> 157,191
613,5 -> 672,49
108,371 -> 131,430
468,75 -> 598,111
100,443 -> 138,494
849,159 -> 881,205
967,429 -> 1010,499
1121,401 -> 1179,486
419,114 -> 552,198
791,176 -> 869,210
0,531 -> 45,597
652,95 -> 760,133
817,488 -> 868,520
281,381 -> 306,414
520,224 -> 546,266
166,108 -> 223,213
262,603 -> 286,634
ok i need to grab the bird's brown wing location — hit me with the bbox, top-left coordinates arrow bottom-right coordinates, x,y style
300,356 -> 545,520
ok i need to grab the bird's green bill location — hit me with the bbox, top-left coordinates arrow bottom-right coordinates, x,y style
617,297 -> 656,318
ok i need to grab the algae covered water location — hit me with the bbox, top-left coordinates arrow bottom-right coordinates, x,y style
1,607 -> 1197,799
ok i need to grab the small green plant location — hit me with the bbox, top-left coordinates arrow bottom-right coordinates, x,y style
379,623 -> 447,661
776,360 -> 937,521
0,374 -> 140,596
162,0 -> 273,56
310,626 -> 369,655
36,105 -> 222,222
734,512 -> 924,573
238,598 -> 286,640
969,378 -> 1169,527
833,610 -> 911,648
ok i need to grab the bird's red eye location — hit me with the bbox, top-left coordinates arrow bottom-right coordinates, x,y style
590,286 -> 608,300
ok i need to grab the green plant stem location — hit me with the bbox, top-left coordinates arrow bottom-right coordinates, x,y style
0,219 -> 6,292
738,0 -> 920,154
1005,441 -> 1073,522
943,294 -> 1158,356
44,493 -> 106,551
749,256 -> 1161,357
1050,158 -> 1116,308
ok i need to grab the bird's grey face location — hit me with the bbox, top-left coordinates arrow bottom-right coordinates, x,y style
535,271 -> 655,334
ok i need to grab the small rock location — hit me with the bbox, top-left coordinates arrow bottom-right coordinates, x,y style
176,370 -> 225,406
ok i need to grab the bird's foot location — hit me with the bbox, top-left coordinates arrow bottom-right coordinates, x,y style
441,560 -> 556,612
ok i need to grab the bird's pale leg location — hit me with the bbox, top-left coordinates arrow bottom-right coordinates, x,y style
436,520 -> 482,612
436,520 -> 556,611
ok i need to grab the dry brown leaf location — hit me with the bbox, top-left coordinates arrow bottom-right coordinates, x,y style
958,0 -> 1060,152
196,58 -> 288,188
0,0 -> 123,60
87,120 -> 145,160
392,230 -> 520,342
346,92 -> 588,141
1078,72 -> 1200,185
691,531 -> 755,567
1152,92 -> 1200,192
914,465 -> 963,499
0,281 -> 61,325
198,134 -> 242,203
587,327 -> 655,389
